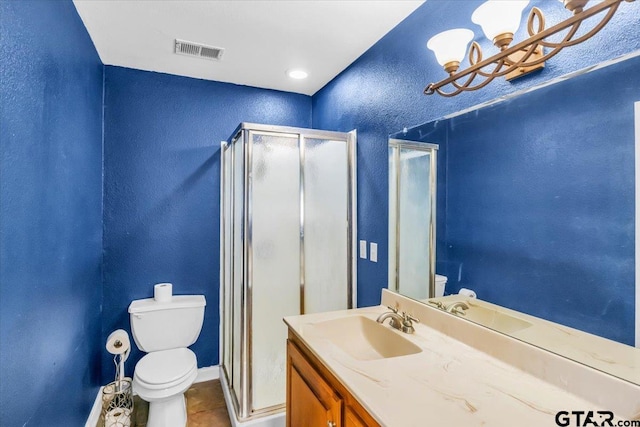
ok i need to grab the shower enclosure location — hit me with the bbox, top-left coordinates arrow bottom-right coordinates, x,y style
220,123 -> 357,421
388,139 -> 438,300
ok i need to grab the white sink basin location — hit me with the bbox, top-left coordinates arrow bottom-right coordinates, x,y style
311,315 -> 422,361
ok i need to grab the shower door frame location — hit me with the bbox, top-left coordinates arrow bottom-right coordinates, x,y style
388,138 -> 438,299
220,123 -> 357,421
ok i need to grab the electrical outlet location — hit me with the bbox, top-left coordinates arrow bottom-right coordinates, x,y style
359,240 -> 367,259
370,242 -> 378,262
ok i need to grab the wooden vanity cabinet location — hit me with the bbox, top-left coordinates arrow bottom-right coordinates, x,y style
286,332 -> 381,427
343,407 -> 369,427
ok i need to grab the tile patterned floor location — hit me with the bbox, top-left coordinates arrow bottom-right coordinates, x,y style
99,380 -> 232,427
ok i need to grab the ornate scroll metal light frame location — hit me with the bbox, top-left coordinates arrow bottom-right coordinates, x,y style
425,0 -> 636,97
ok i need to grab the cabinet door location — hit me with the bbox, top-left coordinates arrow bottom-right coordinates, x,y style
344,407 -> 368,427
287,340 -> 342,427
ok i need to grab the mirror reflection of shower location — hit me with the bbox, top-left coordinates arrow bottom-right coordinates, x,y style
388,139 -> 438,300
219,123 -> 357,423
635,101 -> 640,349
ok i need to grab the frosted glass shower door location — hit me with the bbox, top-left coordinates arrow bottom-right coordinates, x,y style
232,134 -> 244,404
220,123 -> 356,422
249,132 -> 301,412
221,142 -> 233,385
389,140 -> 438,300
303,138 -> 351,313
399,148 -> 431,299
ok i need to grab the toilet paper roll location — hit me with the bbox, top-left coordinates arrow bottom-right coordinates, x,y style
105,407 -> 131,427
154,282 -> 173,302
106,329 -> 130,356
458,288 -> 477,298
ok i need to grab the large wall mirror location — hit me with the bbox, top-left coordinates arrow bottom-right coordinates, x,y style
390,51 -> 640,385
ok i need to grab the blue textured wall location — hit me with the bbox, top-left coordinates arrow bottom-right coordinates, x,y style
0,1 -> 104,425
312,0 -> 640,310
2,1 -> 637,421
102,66 -> 311,381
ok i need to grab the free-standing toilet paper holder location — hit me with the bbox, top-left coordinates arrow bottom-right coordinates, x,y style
102,330 -> 134,427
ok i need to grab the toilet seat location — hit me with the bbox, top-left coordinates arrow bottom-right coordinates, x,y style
134,348 -> 197,391
133,352 -> 197,427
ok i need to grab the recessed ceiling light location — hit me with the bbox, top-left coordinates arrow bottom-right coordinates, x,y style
287,69 -> 308,80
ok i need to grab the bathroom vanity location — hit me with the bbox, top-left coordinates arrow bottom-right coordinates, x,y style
284,290 -> 640,426
287,334 -> 380,427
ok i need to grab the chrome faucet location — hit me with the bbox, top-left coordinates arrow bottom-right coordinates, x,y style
376,306 -> 419,334
376,308 -> 403,329
445,301 -> 469,316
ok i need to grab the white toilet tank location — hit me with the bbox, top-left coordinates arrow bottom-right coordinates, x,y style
129,295 -> 206,353
435,274 -> 447,297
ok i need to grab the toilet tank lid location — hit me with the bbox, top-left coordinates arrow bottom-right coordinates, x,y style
128,295 -> 206,314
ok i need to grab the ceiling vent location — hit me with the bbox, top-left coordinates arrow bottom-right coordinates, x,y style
174,39 -> 224,61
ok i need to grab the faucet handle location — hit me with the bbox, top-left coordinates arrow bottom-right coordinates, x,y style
386,305 -> 399,313
402,312 -> 419,324
428,300 -> 444,310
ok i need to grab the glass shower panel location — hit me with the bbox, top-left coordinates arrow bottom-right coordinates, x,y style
398,148 -> 432,300
232,134 -> 244,403
220,123 -> 357,422
388,146 -> 398,291
249,132 -> 301,411
222,143 -> 233,383
304,138 -> 349,313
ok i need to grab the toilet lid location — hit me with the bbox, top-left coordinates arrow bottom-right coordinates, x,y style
135,348 -> 197,385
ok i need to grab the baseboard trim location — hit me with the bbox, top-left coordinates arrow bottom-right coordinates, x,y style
85,365 -> 220,427
84,386 -> 103,427
195,364 -> 221,383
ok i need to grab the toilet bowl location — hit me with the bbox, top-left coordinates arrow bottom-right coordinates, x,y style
133,348 -> 198,427
129,294 -> 206,427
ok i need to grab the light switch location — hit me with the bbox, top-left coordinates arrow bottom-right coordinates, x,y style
359,240 -> 367,259
370,242 -> 378,262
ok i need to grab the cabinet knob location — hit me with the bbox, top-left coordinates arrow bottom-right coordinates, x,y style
327,421 -> 336,427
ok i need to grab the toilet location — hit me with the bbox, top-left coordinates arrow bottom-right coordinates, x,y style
435,274 -> 448,297
128,295 -> 206,427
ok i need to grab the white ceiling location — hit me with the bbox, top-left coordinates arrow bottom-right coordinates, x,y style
72,1 -> 424,96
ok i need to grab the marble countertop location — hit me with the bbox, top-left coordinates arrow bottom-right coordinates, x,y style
285,304 -> 635,427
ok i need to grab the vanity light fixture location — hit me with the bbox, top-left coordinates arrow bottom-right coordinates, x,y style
287,69 -> 308,79
425,0 -> 635,97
